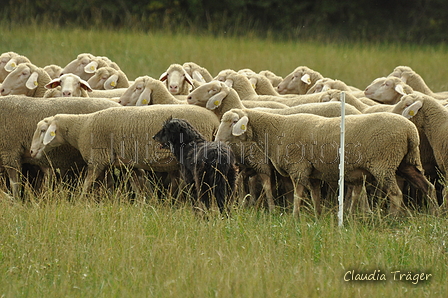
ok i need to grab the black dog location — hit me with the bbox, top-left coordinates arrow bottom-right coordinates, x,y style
153,117 -> 237,214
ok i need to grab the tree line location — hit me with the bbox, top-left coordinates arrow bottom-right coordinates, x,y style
5,0 -> 448,43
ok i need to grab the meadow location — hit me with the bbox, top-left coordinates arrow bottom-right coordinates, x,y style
0,26 -> 448,297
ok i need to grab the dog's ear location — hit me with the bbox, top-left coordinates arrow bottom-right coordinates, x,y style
232,116 -> 248,136
163,116 -> 173,126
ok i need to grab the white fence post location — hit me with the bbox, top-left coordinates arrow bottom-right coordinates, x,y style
338,92 -> 346,227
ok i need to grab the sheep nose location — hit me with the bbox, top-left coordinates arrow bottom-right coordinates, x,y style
62,91 -> 72,96
187,96 -> 192,100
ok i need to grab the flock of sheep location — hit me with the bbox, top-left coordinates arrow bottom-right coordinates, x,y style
0,51 -> 447,217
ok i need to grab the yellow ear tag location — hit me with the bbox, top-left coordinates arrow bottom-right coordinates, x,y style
50,131 -> 56,136
409,110 -> 415,116
251,84 -> 256,89
34,81 -> 38,86
214,100 -> 220,106
11,62 -> 16,67
307,78 -> 311,84
110,81 -> 116,87
90,66 -> 95,71
142,99 -> 148,105
241,124 -> 246,130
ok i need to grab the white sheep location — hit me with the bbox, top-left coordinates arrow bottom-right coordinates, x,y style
258,70 -> 283,88
44,73 -> 93,97
276,66 -> 324,95
0,63 -> 51,97
182,62 -> 214,83
159,63 -> 195,95
118,76 -> 187,106
397,92 -> 448,209
0,52 -> 31,82
30,105 -> 221,194
218,72 -> 333,106
61,53 -> 121,81
216,108 -> 437,216
43,64 -> 63,80
364,76 -> 414,104
389,66 -> 448,100
87,66 -> 130,90
0,95 -> 122,198
306,78 -> 364,97
43,73 -> 127,99
326,90 -> 412,114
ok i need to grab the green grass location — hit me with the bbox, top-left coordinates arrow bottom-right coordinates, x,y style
0,26 -> 448,297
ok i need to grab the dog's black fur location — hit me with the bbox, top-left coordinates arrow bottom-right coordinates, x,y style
153,117 -> 237,213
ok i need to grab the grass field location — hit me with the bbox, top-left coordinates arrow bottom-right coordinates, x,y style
0,26 -> 448,297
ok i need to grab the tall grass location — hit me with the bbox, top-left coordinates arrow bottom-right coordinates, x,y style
0,26 -> 448,297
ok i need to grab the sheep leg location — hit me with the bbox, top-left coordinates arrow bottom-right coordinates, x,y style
82,165 -> 104,194
309,179 -> 322,216
291,179 -> 307,218
382,179 -> 404,216
5,166 -> 21,198
259,173 -> 276,212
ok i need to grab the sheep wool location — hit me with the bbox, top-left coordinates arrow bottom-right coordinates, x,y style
216,108 -> 437,217
0,95 -> 122,198
31,105 -> 221,193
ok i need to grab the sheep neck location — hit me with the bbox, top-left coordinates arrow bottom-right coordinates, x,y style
416,97 -> 448,145
153,83 -> 179,104
56,114 -> 87,149
216,90 -> 245,120
233,78 -> 258,100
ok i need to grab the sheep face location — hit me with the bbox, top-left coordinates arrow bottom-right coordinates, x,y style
30,117 -> 63,159
0,64 -> 37,96
45,74 -> 92,97
216,110 -> 250,143
364,77 -> 410,104
0,52 -> 18,82
277,66 -> 318,95
87,67 -> 118,90
214,69 -> 237,83
61,53 -> 96,81
159,64 -> 193,95
187,81 -> 230,110
118,76 -> 148,106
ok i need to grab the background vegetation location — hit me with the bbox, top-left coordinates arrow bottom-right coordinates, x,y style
4,0 -> 448,43
0,26 -> 447,297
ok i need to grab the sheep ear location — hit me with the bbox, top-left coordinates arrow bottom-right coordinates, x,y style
232,116 -> 249,136
159,71 -> 168,81
184,72 -> 194,86
45,78 -> 61,89
206,83 -> 229,110
400,73 -> 409,84
136,87 -> 152,106
301,73 -> 311,85
192,70 -> 205,83
321,84 -> 331,92
25,72 -> 39,90
104,74 -> 119,90
395,84 -> 406,95
43,123 -> 57,145
248,77 -> 257,89
4,59 -> 18,72
80,79 -> 93,92
402,101 -> 422,119
224,79 -> 234,88
84,61 -> 98,73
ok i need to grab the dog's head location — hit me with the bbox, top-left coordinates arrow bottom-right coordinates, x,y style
153,117 -> 205,150
153,116 -> 175,150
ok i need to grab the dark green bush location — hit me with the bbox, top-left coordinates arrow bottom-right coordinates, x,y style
3,0 -> 448,43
